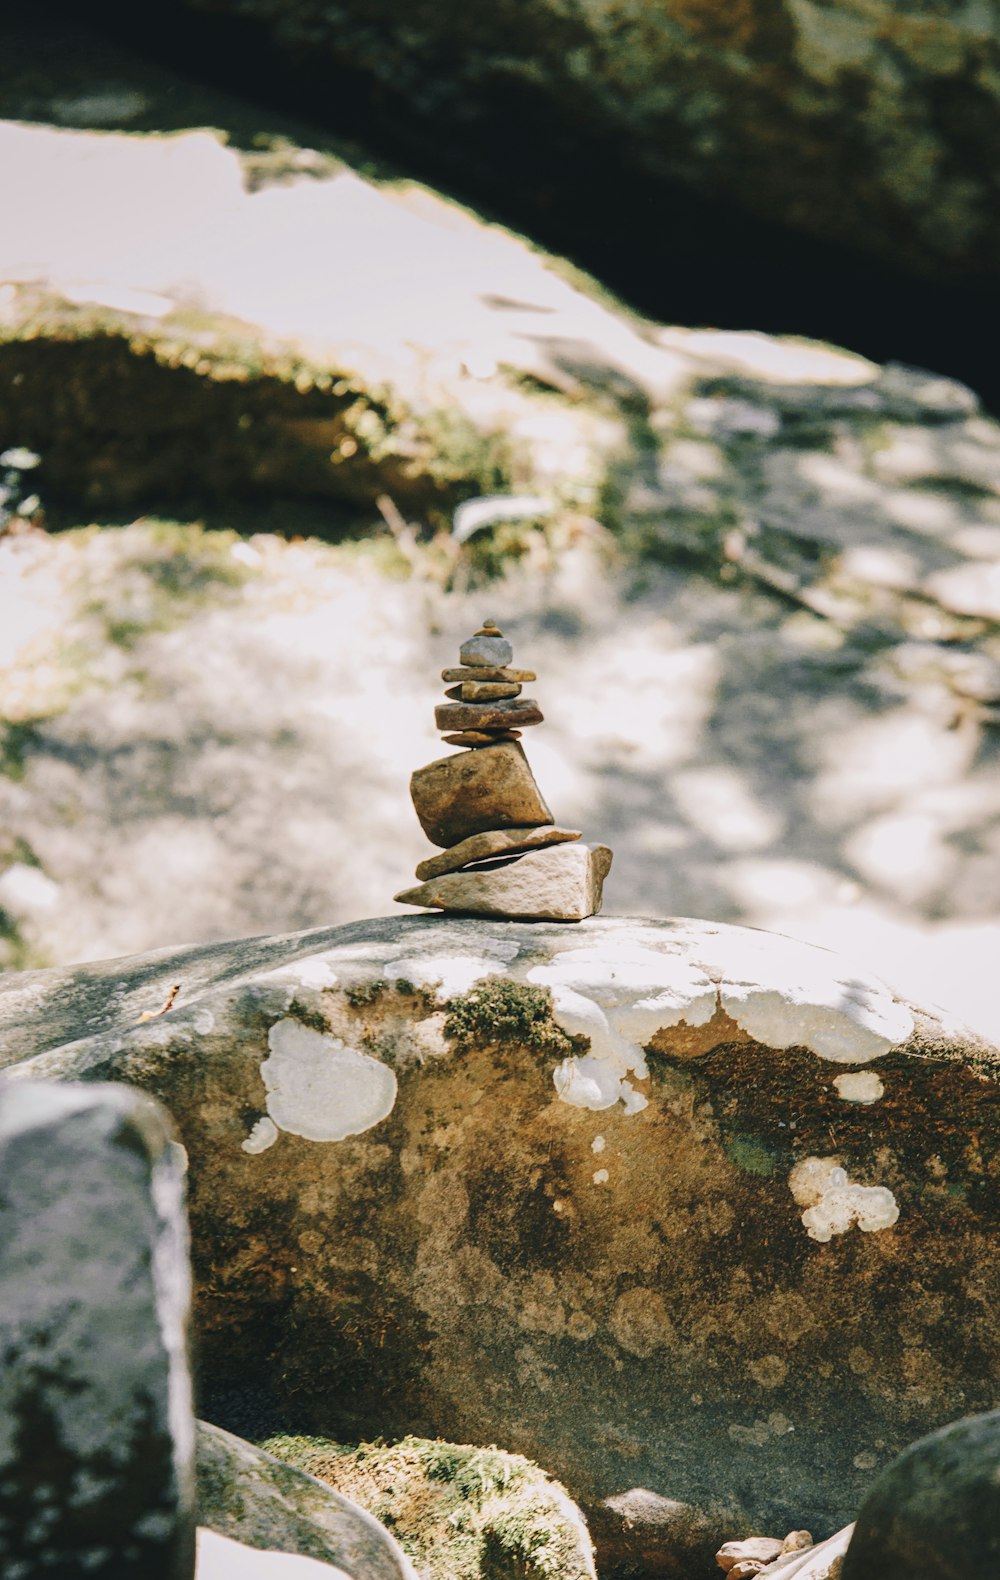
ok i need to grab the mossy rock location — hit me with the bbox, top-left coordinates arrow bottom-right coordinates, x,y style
444,980 -> 578,1059
259,1434 -> 596,1580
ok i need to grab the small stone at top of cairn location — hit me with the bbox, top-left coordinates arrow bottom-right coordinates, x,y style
394,623 -> 612,920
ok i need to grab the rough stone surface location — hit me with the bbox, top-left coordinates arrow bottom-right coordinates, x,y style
261,1434 -> 597,1580
458,633 -> 513,668
434,698 -> 543,733
415,824 -> 581,881
410,742 -> 552,847
172,0 -> 1000,280
440,730 -> 521,747
1,914 -> 997,1574
396,841 -> 612,919
448,681 -> 521,701
196,1421 -> 416,1580
841,1409 -> 1000,1580
0,1080 -> 196,1579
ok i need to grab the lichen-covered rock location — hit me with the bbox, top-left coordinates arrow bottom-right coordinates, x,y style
1,913 -> 997,1572
196,1421 -> 417,1580
841,1409 -> 1000,1580
0,1081 -> 196,1579
260,1433 -> 596,1580
172,0 -> 1000,281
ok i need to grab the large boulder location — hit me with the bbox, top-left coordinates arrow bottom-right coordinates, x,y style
841,1408 -> 1000,1580
2,913 -> 997,1573
165,0 -> 1000,282
0,1080 -> 196,1579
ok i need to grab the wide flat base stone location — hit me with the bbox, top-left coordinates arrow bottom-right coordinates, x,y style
395,840 -> 612,919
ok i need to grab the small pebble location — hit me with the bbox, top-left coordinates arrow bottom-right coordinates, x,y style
441,667 -> 536,683
441,730 -> 521,746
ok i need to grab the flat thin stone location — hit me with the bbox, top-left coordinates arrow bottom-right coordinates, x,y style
410,741 -> 553,847
441,667 -> 536,683
444,681 -> 522,701
415,825 -> 582,881
459,634 -> 513,668
395,841 -> 612,920
441,730 -> 521,747
435,697 -> 542,732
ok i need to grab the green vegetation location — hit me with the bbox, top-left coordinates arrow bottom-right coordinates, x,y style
444,979 -> 579,1058
259,1433 -> 593,1580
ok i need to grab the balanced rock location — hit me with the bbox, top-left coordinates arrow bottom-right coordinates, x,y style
435,697 -> 543,732
415,824 -> 582,881
459,623 -> 513,668
445,681 -> 522,700
395,840 -> 611,919
410,741 -> 553,847
841,1409 -> 1000,1580
441,667 -> 536,683
441,729 -> 521,746
0,1081 -> 196,1580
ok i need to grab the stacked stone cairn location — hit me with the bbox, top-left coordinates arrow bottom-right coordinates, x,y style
394,621 -> 612,920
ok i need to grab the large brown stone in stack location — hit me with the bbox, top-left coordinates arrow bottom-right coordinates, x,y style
395,622 -> 612,920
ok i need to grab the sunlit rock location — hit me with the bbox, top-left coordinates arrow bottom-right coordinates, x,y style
2,912 -> 996,1574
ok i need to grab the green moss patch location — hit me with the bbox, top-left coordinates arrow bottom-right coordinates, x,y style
444,980 -> 578,1058
259,1433 -> 594,1580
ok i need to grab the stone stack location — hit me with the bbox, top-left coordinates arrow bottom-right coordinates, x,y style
394,622 -> 612,920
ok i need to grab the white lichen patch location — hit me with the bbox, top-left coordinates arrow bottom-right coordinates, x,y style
591,1134 -> 606,1154
383,952 -> 509,1001
293,957 -> 340,990
592,1169 -> 609,1185
789,1155 -> 899,1243
529,942 -> 714,1114
258,1018 -> 397,1144
703,930 -> 913,1062
242,1116 -> 278,1154
833,1071 -> 885,1104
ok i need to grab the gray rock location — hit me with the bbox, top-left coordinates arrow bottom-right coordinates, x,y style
841,1409 -> 1000,1580
458,633 -> 513,668
196,1421 -> 416,1580
0,1080 -> 196,1579
396,840 -> 612,919
409,741 -> 553,847
1,915 -> 998,1574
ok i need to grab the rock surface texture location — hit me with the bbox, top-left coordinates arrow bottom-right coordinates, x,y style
173,0 -> 1000,279
196,1421 -> 417,1580
841,1408 -> 1000,1580
399,625 -> 612,919
0,1081 -> 196,1579
1,913 -> 997,1573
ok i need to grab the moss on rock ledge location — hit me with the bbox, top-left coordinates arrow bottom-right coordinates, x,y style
259,1434 -> 596,1580
444,980 -> 578,1059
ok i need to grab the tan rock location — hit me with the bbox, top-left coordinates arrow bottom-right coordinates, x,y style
395,840 -> 612,919
717,1537 -> 785,1572
435,698 -> 542,732
440,730 -> 521,746
410,742 -> 552,847
441,668 -> 536,683
449,681 -> 522,701
415,825 -> 582,881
